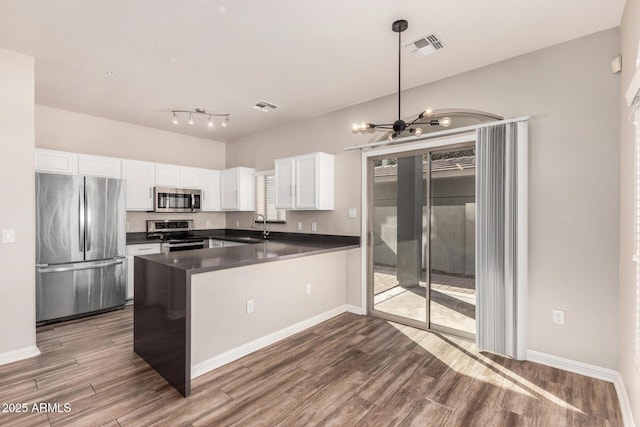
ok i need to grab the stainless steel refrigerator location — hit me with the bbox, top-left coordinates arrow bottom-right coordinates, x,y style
35,173 -> 126,324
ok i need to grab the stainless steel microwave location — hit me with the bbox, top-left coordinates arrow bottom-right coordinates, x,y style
153,187 -> 201,213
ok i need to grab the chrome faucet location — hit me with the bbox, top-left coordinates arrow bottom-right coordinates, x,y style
252,214 -> 270,239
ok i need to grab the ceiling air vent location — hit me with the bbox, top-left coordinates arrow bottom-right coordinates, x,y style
405,33 -> 444,57
253,100 -> 279,112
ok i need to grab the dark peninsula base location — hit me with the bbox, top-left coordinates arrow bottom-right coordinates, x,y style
133,258 -> 191,396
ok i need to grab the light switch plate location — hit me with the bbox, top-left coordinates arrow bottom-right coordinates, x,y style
297,221 -> 302,231
311,222 -> 317,231
348,208 -> 357,218
2,229 -> 15,243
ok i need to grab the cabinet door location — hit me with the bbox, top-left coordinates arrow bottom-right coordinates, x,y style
126,243 -> 162,300
155,163 -> 180,187
221,168 -> 239,210
237,167 -> 256,211
35,149 -> 77,175
78,154 -> 121,178
274,158 -> 295,209
121,160 -> 155,211
179,166 -> 202,189
201,170 -> 221,211
295,153 -> 320,209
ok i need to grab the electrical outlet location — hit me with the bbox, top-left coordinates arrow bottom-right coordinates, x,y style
552,309 -> 565,325
236,220 -> 240,228
311,222 -> 317,232
126,222 -> 130,231
206,220 -> 211,228
297,221 -> 302,231
348,208 -> 357,218
246,299 -> 254,314
306,283 -> 312,295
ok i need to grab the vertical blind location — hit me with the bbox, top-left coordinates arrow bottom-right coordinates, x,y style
476,121 -> 528,359
255,173 -> 286,222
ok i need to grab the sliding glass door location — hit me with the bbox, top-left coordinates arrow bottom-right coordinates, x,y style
368,145 -> 476,339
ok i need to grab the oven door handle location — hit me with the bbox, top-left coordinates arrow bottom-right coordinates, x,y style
167,241 -> 205,248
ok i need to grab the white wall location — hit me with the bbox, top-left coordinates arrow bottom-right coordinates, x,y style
35,105 -> 227,231
619,0 -> 640,423
191,250 -> 348,367
226,29 -> 621,369
0,49 -> 37,359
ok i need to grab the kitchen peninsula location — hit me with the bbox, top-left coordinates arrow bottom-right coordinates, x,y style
133,233 -> 359,397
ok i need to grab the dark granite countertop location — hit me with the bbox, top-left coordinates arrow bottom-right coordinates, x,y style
137,239 -> 359,274
127,229 -> 359,246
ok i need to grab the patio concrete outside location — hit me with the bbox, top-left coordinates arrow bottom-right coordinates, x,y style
373,267 -> 476,336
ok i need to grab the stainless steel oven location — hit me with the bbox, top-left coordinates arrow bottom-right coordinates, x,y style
161,239 -> 208,252
154,187 -> 201,213
147,219 -> 208,253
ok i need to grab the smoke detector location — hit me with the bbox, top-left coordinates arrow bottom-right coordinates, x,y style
405,33 -> 445,57
253,100 -> 279,112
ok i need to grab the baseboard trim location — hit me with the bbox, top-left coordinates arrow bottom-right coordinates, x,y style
526,350 -> 618,382
614,372 -> 637,427
346,304 -> 364,315
527,350 -> 636,427
0,345 -> 40,366
191,305 -> 347,379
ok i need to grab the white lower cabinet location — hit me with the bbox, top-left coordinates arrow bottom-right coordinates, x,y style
126,243 -> 162,300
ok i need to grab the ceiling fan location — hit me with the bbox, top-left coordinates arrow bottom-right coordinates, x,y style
352,19 -> 451,142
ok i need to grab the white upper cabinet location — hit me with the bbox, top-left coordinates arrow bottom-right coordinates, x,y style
154,163 -> 180,187
179,166 -> 203,189
35,149 -> 223,211
36,149 -> 121,178
155,164 -> 203,189
221,167 -> 255,211
275,152 -> 334,210
77,153 -> 121,178
274,157 -> 295,209
35,149 -> 78,175
121,159 -> 155,211
201,169 -> 221,211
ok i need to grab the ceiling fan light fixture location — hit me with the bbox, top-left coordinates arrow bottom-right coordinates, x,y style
439,116 -> 452,127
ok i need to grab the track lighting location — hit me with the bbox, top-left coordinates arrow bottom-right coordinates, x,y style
170,108 -> 230,129
352,19 -> 452,141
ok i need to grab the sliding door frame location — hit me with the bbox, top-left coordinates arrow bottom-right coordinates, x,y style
361,132 -> 477,332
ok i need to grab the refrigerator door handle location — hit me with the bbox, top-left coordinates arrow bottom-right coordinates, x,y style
85,189 -> 92,251
79,186 -> 85,252
37,258 -> 124,274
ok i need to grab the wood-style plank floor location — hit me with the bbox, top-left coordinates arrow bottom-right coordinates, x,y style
0,306 -> 623,426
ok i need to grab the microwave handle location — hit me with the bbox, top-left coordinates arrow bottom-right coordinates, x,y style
191,193 -> 195,211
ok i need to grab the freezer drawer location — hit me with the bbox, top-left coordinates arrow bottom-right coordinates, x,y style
36,258 -> 126,323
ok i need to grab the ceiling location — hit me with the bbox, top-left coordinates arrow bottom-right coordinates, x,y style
0,0 -> 625,142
